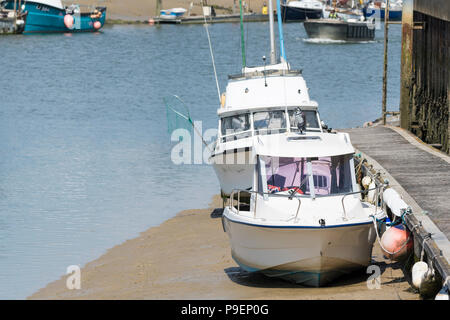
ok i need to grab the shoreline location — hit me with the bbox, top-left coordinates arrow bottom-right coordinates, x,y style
30,195 -> 419,300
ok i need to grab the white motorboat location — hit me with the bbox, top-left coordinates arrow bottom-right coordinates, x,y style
159,7 -> 187,20
209,0 -> 324,198
212,0 -> 387,287
222,131 -> 386,286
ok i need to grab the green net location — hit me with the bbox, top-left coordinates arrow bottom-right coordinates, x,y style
164,95 -> 194,136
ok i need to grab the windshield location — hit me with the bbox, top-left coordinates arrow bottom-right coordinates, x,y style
221,113 -> 251,142
288,110 -> 320,131
253,111 -> 287,135
259,155 -> 354,196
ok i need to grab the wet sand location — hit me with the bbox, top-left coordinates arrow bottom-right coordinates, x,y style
30,195 -> 419,300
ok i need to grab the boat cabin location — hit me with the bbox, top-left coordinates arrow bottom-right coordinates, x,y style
253,132 -> 358,199
218,63 -> 323,143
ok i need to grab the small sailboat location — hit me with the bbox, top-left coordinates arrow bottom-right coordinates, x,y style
1,0 -> 106,33
215,0 -> 386,286
0,0 -> 27,34
159,7 -> 187,20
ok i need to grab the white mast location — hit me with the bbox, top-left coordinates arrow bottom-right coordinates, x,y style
268,0 -> 276,64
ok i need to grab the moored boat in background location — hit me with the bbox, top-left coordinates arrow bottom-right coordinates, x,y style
159,7 -> 187,20
280,0 -> 324,22
0,1 -> 27,34
1,0 -> 106,33
304,18 -> 376,41
366,0 -> 403,21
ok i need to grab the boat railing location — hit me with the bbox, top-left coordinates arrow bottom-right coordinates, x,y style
229,188 -> 302,221
228,69 -> 302,80
341,184 -> 385,220
229,184 -> 385,222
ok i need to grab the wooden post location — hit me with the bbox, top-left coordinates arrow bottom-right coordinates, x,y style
381,0 -> 390,125
156,0 -> 162,24
13,0 -> 17,29
399,0 -> 414,130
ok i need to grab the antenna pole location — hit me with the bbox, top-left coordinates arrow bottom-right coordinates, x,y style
268,0 -> 276,64
239,0 -> 246,68
276,0 -> 286,62
382,0 -> 390,125
202,8 -> 221,104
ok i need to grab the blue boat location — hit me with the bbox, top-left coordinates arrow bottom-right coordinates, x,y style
365,2 -> 403,21
2,0 -> 106,33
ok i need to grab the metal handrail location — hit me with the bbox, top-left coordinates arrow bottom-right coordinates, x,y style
230,189 -> 301,220
231,184 -> 385,221
341,184 -> 385,220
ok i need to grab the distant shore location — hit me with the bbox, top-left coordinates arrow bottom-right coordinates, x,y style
78,0 -> 269,23
30,195 -> 418,300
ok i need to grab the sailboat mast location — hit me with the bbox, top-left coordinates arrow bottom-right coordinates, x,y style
13,0 -> 17,28
275,0 -> 286,62
268,0 -> 276,64
239,0 -> 246,67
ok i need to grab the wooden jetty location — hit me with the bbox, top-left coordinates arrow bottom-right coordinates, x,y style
154,13 -> 270,25
342,125 -> 450,292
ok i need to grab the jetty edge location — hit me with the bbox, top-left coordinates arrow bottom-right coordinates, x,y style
341,124 -> 450,298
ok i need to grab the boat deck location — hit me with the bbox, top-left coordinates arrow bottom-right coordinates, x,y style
344,126 -> 450,240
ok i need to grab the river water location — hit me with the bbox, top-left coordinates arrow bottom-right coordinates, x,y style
0,22 -> 401,299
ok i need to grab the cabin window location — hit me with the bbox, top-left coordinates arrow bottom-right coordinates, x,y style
288,110 -> 320,131
220,114 -> 251,142
259,155 -> 353,196
253,111 -> 287,135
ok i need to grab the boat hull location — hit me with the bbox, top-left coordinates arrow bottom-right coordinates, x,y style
281,4 -> 323,22
366,8 -> 402,21
223,213 -> 376,286
304,20 -> 375,41
3,1 -> 106,33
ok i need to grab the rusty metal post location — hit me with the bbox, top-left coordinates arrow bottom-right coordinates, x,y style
381,0 -> 390,125
399,0 -> 414,130
156,0 -> 162,24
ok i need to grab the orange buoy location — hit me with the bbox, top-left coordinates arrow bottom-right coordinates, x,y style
64,14 -> 74,29
93,21 -> 102,30
380,225 -> 413,261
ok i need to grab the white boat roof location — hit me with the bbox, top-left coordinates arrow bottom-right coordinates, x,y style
254,132 -> 355,158
33,0 -> 64,9
220,68 -> 318,115
287,0 -> 324,9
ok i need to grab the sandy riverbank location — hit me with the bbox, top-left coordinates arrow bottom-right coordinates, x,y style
77,0 -> 269,22
30,195 -> 419,300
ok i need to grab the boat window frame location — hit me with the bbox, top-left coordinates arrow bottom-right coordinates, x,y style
219,107 -> 322,143
257,154 -> 356,199
253,110 -> 288,136
219,112 -> 253,142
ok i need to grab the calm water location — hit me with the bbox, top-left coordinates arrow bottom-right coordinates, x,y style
0,22 -> 401,299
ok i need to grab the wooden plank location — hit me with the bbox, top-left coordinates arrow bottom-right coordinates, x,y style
345,126 -> 450,238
